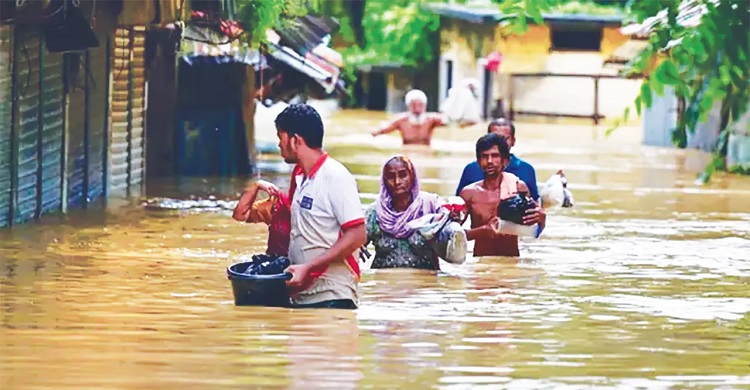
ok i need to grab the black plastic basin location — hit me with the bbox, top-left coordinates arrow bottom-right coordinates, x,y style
227,261 -> 292,307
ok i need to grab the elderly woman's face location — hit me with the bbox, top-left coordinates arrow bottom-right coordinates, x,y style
383,159 -> 413,198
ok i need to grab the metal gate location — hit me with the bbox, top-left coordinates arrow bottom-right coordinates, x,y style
14,29 -> 42,224
66,51 -> 87,208
86,34 -> 109,202
110,27 -> 132,195
0,26 -> 12,227
129,27 -> 146,186
39,49 -> 64,215
110,27 -> 147,196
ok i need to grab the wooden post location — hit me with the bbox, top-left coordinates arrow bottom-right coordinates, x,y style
593,76 -> 600,125
508,74 -> 515,121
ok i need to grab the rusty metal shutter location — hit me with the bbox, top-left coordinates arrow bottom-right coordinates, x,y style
87,36 -> 109,202
66,52 -> 87,208
13,29 -> 41,224
39,48 -> 64,215
0,26 -> 12,227
129,27 -> 147,186
109,27 -> 131,195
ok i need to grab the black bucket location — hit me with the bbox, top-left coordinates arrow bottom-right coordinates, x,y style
227,261 -> 292,307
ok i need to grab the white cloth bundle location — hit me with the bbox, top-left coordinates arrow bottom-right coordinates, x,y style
440,79 -> 482,125
540,171 -> 574,208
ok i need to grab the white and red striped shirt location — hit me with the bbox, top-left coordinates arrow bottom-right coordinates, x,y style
288,153 -> 364,305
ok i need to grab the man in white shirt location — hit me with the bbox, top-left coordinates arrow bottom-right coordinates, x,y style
275,104 -> 367,309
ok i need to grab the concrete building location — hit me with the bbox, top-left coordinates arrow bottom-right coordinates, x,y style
427,3 -> 642,122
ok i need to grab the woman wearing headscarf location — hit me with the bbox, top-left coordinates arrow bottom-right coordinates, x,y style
365,155 -> 466,270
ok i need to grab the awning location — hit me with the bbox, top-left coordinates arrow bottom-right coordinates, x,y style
263,27 -> 343,94
604,39 -> 649,65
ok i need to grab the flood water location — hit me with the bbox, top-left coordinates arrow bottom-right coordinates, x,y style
2,109 -> 750,389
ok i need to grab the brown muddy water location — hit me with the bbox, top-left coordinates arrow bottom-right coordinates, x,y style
2,109 -> 750,389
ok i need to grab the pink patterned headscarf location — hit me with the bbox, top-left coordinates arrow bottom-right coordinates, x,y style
376,156 -> 440,238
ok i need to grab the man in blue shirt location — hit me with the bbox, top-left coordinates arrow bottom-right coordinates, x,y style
456,118 -> 539,201
456,118 -> 543,238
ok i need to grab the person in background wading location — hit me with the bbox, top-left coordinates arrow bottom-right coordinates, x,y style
371,90 -> 447,146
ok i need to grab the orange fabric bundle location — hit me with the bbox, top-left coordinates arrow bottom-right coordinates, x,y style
248,196 -> 275,225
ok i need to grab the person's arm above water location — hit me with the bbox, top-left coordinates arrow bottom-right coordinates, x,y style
517,179 -> 546,235
371,116 -> 403,137
286,224 -> 366,288
524,164 -> 540,204
459,186 -> 494,240
286,171 -> 367,288
431,113 -> 449,128
517,163 -> 544,237
232,180 -> 280,222
465,217 -> 497,241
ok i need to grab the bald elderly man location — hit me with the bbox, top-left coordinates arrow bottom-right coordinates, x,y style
371,89 -> 476,146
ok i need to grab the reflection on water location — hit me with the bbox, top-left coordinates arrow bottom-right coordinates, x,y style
2,110 -> 750,389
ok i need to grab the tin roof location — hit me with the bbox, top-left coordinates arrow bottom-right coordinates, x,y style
426,3 -> 623,26
275,15 -> 340,57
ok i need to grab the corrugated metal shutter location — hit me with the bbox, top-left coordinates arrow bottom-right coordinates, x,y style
129,27 -> 147,186
14,29 -> 41,224
39,48 -> 64,215
109,27 -> 131,195
66,52 -> 87,208
0,26 -> 12,227
87,37 -> 109,202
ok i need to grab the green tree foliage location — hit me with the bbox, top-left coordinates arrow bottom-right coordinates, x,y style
624,0 -> 749,181
500,0 -> 748,181
332,0 -> 441,68
236,0 -> 309,45
309,0 -> 443,107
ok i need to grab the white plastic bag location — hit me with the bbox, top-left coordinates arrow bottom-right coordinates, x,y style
540,171 -> 574,208
406,213 -> 468,264
491,219 -> 539,238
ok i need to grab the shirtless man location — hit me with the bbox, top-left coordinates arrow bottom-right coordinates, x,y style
460,133 -> 546,257
370,89 -> 455,146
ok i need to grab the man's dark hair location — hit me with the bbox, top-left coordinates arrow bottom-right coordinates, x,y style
476,133 -> 511,160
274,103 -> 324,148
487,117 -> 515,137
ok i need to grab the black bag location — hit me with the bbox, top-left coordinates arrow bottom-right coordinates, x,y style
243,254 -> 291,276
497,193 -> 535,225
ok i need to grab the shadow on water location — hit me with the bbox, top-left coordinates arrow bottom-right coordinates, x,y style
2,109 -> 750,389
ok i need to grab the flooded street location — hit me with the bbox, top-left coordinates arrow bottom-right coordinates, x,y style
2,109 -> 750,389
